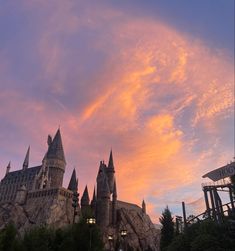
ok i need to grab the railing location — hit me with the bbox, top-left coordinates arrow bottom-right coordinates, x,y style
186,201 -> 235,224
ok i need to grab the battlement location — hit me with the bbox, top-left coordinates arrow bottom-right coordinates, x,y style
27,187 -> 73,200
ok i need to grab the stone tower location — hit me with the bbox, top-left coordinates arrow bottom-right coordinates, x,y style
112,178 -> 117,225
44,129 -> 66,188
98,174 -> 110,227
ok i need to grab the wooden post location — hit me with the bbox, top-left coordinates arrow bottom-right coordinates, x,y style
182,201 -> 187,229
209,189 -> 216,221
203,188 -> 211,218
229,185 -> 235,210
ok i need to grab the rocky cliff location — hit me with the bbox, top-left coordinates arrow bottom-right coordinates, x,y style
0,197 -> 160,250
103,201 -> 160,251
0,188 -> 74,233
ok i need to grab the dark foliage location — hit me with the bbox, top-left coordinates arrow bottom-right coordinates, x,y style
0,219 -> 104,251
159,206 -> 174,251
167,219 -> 235,251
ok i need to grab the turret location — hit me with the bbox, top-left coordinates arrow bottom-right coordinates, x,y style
68,168 -> 78,192
142,199 -> 146,214
44,129 -> 66,188
81,185 -> 90,215
106,150 -> 115,193
97,175 -> 110,227
5,162 -> 11,176
112,178 -> 117,225
22,146 -> 30,170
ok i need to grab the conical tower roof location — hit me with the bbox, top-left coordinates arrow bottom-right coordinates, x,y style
108,150 -> 114,169
81,185 -> 90,205
23,146 -> 30,170
68,168 -> 78,192
46,129 -> 66,163
92,186 -> 96,202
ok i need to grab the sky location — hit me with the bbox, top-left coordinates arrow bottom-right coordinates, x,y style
0,0 -> 234,222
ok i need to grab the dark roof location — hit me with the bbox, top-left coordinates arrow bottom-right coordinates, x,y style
81,185 -> 90,204
46,129 -> 66,163
2,165 -> 41,180
67,169 -> 78,192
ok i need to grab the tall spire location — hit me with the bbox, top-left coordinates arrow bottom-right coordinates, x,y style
5,161 -> 11,175
68,168 -> 78,192
46,129 -> 66,163
23,146 -> 30,170
108,149 -> 114,169
81,185 -> 90,206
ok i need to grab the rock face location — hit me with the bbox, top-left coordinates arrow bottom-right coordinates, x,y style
103,201 -> 160,251
0,188 -> 75,233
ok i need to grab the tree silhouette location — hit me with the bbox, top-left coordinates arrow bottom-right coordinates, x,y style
159,206 -> 174,251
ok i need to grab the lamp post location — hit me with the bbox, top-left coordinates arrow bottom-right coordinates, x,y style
108,234 -> 114,251
86,217 -> 96,250
120,229 -> 127,251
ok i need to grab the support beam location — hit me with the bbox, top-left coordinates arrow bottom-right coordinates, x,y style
213,188 -> 222,223
229,186 -> 235,210
182,201 -> 187,229
203,188 -> 211,218
209,189 -> 216,221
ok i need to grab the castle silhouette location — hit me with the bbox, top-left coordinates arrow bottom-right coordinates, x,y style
0,128 -> 146,228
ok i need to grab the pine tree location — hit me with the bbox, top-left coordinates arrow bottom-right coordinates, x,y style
159,206 -> 174,251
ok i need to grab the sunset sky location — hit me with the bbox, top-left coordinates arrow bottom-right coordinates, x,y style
0,0 -> 234,222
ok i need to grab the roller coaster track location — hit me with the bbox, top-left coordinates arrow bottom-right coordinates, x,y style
186,181 -> 235,225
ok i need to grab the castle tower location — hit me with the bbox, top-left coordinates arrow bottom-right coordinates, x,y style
97,175 -> 110,228
106,150 -> 115,193
112,178 -> 117,225
142,199 -> 146,214
68,168 -> 78,192
44,129 -> 66,188
5,162 -> 11,176
22,146 -> 30,171
81,185 -> 90,215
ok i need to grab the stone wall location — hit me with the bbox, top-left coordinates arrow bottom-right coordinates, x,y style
0,187 -> 75,233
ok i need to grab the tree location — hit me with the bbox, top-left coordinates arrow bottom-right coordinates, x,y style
159,206 -> 174,251
0,223 -> 21,251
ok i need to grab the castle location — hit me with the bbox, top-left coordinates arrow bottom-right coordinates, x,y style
0,129 -> 159,250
